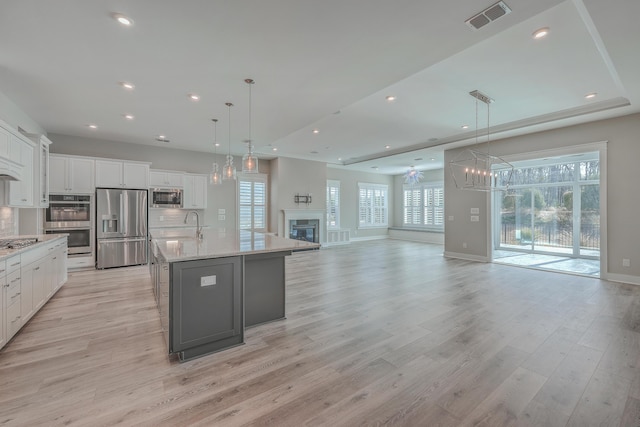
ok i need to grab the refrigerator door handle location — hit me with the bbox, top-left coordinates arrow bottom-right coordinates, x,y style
119,193 -> 124,234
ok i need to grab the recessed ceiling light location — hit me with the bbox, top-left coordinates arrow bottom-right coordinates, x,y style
532,27 -> 550,39
371,166 -> 378,170
119,81 -> 135,90
187,93 -> 200,101
312,129 -> 320,134
123,114 -> 134,120
87,124 -> 98,129
385,95 -> 396,102
272,147 -> 278,152
215,143 -> 221,147
431,158 -> 435,161
155,135 -> 170,143
385,145 -> 391,149
337,157 -> 342,161
584,92 -> 598,99
112,13 -> 133,26
461,124 -> 469,129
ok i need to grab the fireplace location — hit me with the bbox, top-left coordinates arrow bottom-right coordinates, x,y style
289,219 -> 319,243
281,209 -> 325,245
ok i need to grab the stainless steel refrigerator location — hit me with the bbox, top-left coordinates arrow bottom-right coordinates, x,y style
96,188 -> 148,269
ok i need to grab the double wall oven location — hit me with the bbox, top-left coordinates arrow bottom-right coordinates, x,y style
45,194 -> 93,256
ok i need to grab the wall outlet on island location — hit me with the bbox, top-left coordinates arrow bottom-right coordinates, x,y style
623,258 -> 630,267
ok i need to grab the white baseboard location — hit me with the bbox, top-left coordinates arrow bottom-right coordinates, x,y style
350,235 -> 389,242
388,229 -> 444,245
443,251 -> 489,263
603,272 -> 640,286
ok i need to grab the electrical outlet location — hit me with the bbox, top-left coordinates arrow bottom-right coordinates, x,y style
470,208 -> 479,214
470,216 -> 479,222
218,214 -> 225,221
623,258 -> 630,267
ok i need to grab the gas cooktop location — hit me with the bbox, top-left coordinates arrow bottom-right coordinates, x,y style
0,238 -> 39,250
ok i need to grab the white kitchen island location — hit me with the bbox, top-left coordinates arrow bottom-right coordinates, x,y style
150,228 -> 319,361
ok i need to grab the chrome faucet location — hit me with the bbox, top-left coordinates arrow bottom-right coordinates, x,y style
184,211 -> 203,240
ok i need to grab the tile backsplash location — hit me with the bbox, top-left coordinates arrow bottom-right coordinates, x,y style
0,207 -> 18,238
149,208 -> 204,228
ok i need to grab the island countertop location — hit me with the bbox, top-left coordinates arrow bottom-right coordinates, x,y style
151,228 -> 319,262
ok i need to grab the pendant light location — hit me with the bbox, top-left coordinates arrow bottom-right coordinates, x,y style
242,78 -> 259,173
210,118 -> 222,185
449,90 -> 513,191
222,102 -> 237,181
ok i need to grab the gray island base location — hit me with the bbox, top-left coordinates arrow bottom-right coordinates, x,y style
151,228 -> 319,361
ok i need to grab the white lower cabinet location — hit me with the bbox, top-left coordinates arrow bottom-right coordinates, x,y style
1,238 -> 68,350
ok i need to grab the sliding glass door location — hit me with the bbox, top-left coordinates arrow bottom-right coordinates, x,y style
495,154 -> 599,260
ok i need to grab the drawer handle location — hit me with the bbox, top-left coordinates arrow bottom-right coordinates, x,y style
12,316 -> 21,323
11,277 -> 20,283
13,292 -> 21,298
49,247 -> 54,250
34,266 -> 40,271
53,257 -> 57,260
10,262 -> 20,267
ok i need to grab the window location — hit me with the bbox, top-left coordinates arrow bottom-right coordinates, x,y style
403,182 -> 444,230
358,183 -> 388,228
238,174 -> 267,231
326,180 -> 340,229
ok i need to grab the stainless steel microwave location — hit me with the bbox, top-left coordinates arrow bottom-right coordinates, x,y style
150,188 -> 183,208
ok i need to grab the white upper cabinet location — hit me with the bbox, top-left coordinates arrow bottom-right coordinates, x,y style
183,173 -> 207,209
149,170 -> 184,188
95,159 -> 149,189
7,141 -> 34,206
49,154 -> 95,194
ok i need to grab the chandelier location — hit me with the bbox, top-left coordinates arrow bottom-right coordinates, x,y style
223,102 -> 236,180
404,167 -> 424,185
449,90 -> 513,191
210,118 -> 222,185
242,78 -> 259,173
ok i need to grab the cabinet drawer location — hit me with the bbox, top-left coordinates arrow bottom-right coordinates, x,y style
7,255 -> 21,274
0,259 -> 6,276
7,271 -> 21,302
7,300 -> 22,337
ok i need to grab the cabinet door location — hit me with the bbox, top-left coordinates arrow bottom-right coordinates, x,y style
38,142 -> 49,206
183,174 -> 207,209
149,171 -> 166,187
0,273 -> 6,350
166,172 -> 183,187
19,268 -> 33,325
69,158 -> 95,193
31,260 -> 46,312
95,159 -> 123,188
123,162 -> 149,189
49,156 -> 68,192
8,142 -> 34,206
0,127 -> 10,160
192,175 -> 207,209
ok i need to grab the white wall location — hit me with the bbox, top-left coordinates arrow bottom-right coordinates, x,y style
444,112 -> 640,280
0,90 -> 45,135
327,166 -> 394,240
269,157 -> 327,234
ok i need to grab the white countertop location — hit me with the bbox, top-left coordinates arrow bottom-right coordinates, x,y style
151,228 -> 319,262
0,234 -> 68,260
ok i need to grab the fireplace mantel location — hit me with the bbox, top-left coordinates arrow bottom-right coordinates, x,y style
281,209 -> 325,244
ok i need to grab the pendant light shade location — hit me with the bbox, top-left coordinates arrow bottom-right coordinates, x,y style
210,118 -> 222,185
242,78 -> 259,173
223,102 -> 236,181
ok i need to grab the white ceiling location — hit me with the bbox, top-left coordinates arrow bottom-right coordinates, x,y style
0,0 -> 637,175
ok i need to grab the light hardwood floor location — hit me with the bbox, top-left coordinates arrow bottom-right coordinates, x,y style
1,239 -> 639,426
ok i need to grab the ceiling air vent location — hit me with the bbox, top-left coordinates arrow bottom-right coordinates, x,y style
465,1 -> 511,30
